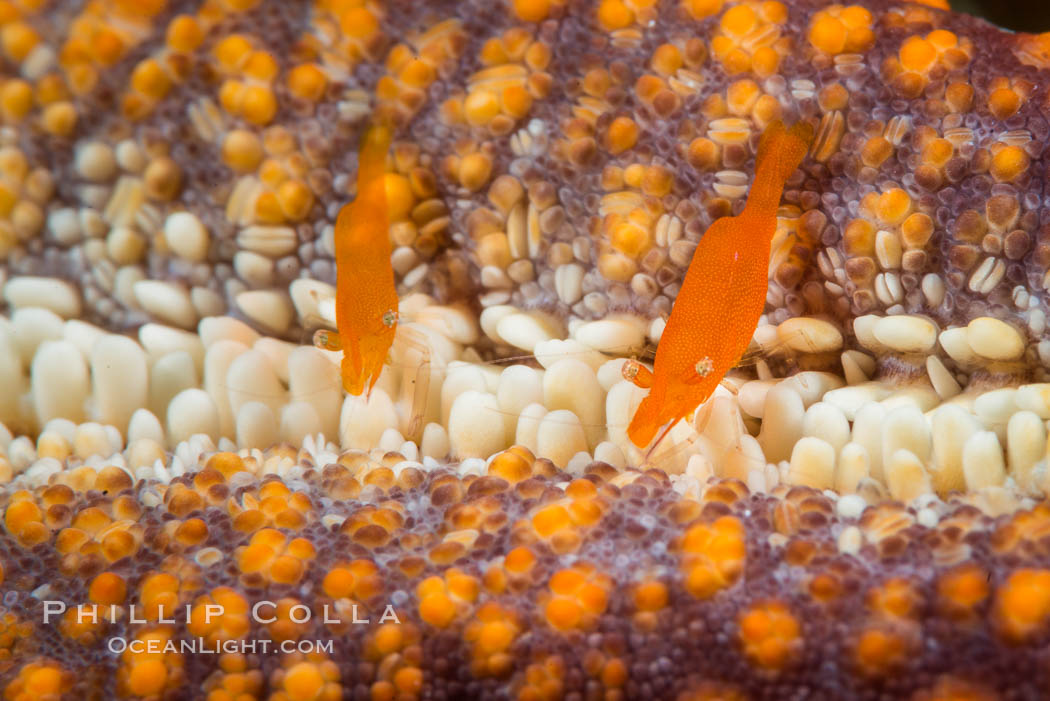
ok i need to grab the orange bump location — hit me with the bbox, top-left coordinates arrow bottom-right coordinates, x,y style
322,566 -> 356,600
222,129 -> 263,172
899,36 -> 936,73
488,449 -> 533,483
808,572 -> 843,603
399,58 -> 436,88
577,581 -> 608,613
921,138 -> 953,168
13,662 -> 69,697
809,13 -> 845,55
853,626 -> 909,676
549,568 -> 586,595
738,600 -> 801,670
113,0 -> 166,15
684,0 -> 724,20
609,216 -> 650,258
241,84 -> 277,125
597,0 -> 633,31
458,152 -> 493,191
1,21 -> 37,62
988,85 -> 1022,120
394,666 -> 423,694
875,188 -> 912,224
283,661 -> 324,699
240,50 -> 279,80
687,137 -> 719,172
809,5 -> 873,55
720,4 -> 757,36
513,0 -> 550,23
751,45 -> 779,77
206,451 -> 246,477
89,572 -> 127,605
605,116 -> 639,155
650,44 -> 683,76
464,90 -> 500,126
41,100 -> 77,135
504,546 -> 536,574
641,164 -> 673,197
927,29 -> 959,50
680,516 -> 746,599
270,555 -> 304,584
501,84 -> 532,119
174,517 -> 208,546
532,504 -> 571,537
937,563 -> 989,619
4,499 -> 42,533
568,497 -> 602,526
419,591 -> 455,628
911,676 -> 998,701
726,79 -> 760,116
129,59 -> 170,100
223,0 -> 262,10
286,537 -> 316,560
372,622 -> 404,656
127,659 -> 168,696
991,145 -> 1028,182
288,63 -> 328,101
633,580 -> 668,611
166,14 -> 203,53
867,578 -> 921,620
995,568 -> 1050,641
945,82 -> 974,112
219,78 -> 245,114
0,79 -> 32,121
339,6 -> 379,39
446,569 -> 480,602
140,572 -> 179,620
545,596 -> 582,630
214,34 -> 253,72
277,179 -> 314,220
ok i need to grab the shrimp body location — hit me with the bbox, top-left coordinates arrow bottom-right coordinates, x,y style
627,120 -> 814,449
332,123 -> 398,396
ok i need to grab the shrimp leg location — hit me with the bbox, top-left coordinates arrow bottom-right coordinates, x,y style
390,324 -> 432,442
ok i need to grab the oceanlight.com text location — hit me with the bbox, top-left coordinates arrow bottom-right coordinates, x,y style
106,636 -> 335,655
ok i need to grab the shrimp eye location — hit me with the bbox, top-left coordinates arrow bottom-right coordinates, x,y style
313,329 -> 342,352
621,359 -> 653,389
694,356 -> 713,378
382,309 -> 397,328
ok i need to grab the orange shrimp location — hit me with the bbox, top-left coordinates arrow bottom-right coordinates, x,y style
625,119 -> 814,451
315,122 -> 398,397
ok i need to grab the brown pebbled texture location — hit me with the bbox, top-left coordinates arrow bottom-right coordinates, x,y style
1,446 -> 1050,699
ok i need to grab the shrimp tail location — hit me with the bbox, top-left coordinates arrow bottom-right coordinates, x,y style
745,119 -> 815,219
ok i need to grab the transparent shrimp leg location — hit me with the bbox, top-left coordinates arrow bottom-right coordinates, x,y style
313,320 -> 433,443
619,359 -> 693,463
719,379 -> 739,396
390,323 -> 431,443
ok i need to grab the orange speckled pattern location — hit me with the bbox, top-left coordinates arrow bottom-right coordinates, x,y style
5,0 -> 1050,698
332,123 -> 398,397
3,450 -> 1050,697
626,121 -> 813,449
